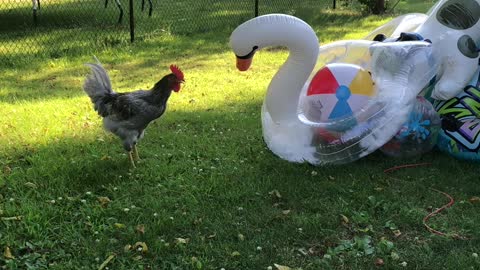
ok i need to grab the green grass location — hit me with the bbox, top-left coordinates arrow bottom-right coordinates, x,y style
1,0 -> 480,269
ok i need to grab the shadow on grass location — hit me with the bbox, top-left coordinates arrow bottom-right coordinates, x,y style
3,101 -> 480,196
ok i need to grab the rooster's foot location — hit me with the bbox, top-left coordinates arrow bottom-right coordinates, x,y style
128,151 -> 136,168
133,145 -> 140,161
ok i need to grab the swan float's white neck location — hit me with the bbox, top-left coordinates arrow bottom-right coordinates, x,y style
230,14 -> 320,123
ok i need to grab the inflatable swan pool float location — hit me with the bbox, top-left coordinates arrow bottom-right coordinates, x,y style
230,14 -> 438,165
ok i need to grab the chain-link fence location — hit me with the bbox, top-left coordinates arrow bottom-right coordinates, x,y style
0,0 -> 339,58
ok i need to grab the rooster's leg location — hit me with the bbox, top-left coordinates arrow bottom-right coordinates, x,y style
128,151 -> 136,168
133,145 -> 140,161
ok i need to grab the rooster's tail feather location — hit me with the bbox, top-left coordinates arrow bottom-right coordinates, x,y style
83,57 -> 114,115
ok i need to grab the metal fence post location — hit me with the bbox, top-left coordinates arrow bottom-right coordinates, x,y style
333,0 -> 336,9
255,0 -> 259,17
129,0 -> 135,42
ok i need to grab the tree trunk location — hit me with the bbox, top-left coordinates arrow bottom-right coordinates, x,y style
372,0 -> 385,14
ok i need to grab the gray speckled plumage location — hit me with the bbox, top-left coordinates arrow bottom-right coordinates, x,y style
83,58 -> 180,151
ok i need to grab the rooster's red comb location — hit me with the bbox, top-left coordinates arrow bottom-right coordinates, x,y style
170,65 -> 184,81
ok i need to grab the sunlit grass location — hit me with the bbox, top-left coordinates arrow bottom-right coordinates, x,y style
1,0 -> 480,269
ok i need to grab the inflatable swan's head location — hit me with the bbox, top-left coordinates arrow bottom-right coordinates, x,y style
230,14 -> 319,72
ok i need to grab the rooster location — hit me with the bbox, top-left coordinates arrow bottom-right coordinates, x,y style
83,57 -> 184,167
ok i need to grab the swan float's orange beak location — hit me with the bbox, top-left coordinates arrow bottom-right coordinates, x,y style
236,57 -> 252,71
235,46 -> 258,71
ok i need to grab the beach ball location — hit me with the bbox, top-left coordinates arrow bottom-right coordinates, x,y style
380,96 -> 441,158
304,63 -> 376,131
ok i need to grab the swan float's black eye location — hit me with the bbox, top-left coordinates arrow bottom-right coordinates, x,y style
237,46 -> 259,59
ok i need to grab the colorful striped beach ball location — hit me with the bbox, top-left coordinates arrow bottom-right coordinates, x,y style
306,63 -> 376,128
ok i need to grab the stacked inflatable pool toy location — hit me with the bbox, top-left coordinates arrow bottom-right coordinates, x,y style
230,0 -> 480,164
434,68 -> 480,161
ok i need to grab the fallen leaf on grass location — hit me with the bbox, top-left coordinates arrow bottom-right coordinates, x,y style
391,251 -> 400,261
191,256 -> 203,269
24,182 -> 37,189
375,258 -> 384,266
1,216 -> 23,221
136,224 -> 145,234
98,254 -> 115,270
297,248 -> 308,256
174,238 -> 189,245
97,197 -> 111,208
193,218 -> 203,225
269,190 -> 282,199
237,233 -> 245,241
282,210 -> 291,215
4,246 -> 14,259
2,166 -> 12,175
274,263 -> 293,270
231,251 -> 241,257
340,214 -> 349,225
123,244 -> 132,252
469,197 -> 480,204
114,223 -> 125,229
393,230 -> 402,238
133,242 -> 148,253
308,246 -> 323,256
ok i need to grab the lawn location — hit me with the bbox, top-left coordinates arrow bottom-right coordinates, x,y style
1,0 -> 479,269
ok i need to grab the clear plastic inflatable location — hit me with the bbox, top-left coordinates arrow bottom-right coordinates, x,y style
415,0 -> 480,100
366,0 -> 480,101
363,13 -> 428,41
365,0 -> 480,161
230,14 -> 438,165
380,96 -> 441,158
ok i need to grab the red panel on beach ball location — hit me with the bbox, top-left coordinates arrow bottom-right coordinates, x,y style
307,67 -> 339,96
